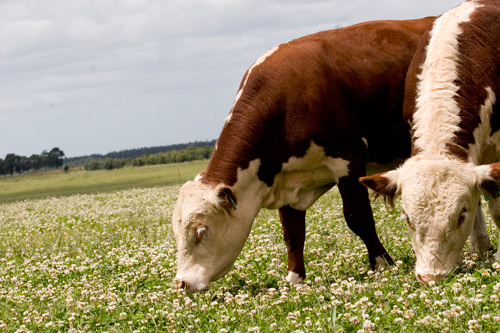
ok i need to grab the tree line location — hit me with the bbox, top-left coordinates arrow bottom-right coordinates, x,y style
84,146 -> 213,171
0,148 -> 65,175
65,140 -> 217,167
1,140 -> 216,175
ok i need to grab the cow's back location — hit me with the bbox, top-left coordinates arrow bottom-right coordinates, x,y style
245,17 -> 436,161
205,17 -> 435,187
313,17 -> 436,163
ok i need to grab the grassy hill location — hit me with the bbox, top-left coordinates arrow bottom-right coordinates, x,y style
0,160 -> 208,204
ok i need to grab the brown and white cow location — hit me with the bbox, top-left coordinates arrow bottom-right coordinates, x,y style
172,16 -> 438,293
361,0 -> 500,284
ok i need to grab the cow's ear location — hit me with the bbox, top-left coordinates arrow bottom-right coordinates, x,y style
477,162 -> 500,200
217,185 -> 238,212
359,170 -> 400,207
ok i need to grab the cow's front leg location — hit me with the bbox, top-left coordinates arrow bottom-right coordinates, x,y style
469,203 -> 493,254
278,205 -> 306,284
487,197 -> 500,260
338,175 -> 393,269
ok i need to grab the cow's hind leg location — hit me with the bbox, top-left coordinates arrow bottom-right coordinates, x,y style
487,197 -> 500,260
278,205 -> 306,284
338,175 -> 393,269
469,203 -> 493,254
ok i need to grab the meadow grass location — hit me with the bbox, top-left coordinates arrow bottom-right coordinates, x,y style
0,184 -> 499,332
0,160 -> 208,204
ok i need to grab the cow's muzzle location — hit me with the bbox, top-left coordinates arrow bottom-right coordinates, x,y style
416,271 -> 446,285
175,278 -> 207,293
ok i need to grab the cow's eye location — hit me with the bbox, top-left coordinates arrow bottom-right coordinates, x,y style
402,210 -> 414,230
195,226 -> 208,244
457,208 -> 467,227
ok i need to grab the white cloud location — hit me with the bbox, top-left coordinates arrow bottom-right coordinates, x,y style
0,0 -> 462,157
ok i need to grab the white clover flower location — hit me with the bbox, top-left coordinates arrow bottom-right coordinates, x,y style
492,261 -> 500,271
468,319 -> 478,330
363,320 -> 375,331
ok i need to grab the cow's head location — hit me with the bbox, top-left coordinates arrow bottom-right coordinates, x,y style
172,180 -> 250,293
360,158 -> 500,284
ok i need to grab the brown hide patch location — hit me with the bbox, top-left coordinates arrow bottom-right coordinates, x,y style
451,2 -> 500,157
445,143 -> 469,162
202,17 -> 435,187
403,25 -> 432,126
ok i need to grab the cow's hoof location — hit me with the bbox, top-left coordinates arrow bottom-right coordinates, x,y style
372,254 -> 392,270
286,271 -> 304,284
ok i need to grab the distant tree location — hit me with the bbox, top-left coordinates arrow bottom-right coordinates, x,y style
18,156 -> 32,173
131,157 -> 145,167
30,154 -> 44,171
84,159 -> 101,171
45,148 -> 65,169
63,164 -> 70,173
146,154 -> 159,165
103,158 -> 124,170
4,154 -> 21,174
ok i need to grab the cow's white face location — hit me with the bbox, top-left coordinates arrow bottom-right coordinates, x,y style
397,159 -> 481,283
361,159 -> 500,284
172,181 -> 251,293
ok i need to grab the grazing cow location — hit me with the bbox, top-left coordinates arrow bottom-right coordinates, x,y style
172,16 -> 437,293
361,0 -> 500,284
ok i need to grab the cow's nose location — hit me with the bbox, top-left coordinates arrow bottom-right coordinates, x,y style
416,271 -> 446,285
177,280 -> 186,289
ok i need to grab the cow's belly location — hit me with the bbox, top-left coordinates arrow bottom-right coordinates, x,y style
262,142 -> 350,210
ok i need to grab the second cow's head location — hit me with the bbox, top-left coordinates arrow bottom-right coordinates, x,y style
361,158 -> 500,284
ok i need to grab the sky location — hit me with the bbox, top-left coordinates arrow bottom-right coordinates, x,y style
0,0 -> 464,158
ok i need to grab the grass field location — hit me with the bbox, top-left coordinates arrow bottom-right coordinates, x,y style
0,168 -> 499,332
0,160 -> 208,204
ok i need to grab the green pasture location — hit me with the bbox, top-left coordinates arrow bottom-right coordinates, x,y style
0,161 -> 499,331
0,160 -> 208,204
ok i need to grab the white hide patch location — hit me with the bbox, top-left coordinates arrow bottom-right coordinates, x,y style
261,142 -> 350,210
225,46 -> 280,123
362,137 -> 368,148
469,87 -> 499,164
412,1 -> 483,157
286,271 -> 303,284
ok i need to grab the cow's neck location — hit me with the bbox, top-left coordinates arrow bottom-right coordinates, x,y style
410,86 -> 499,165
408,2 -> 499,166
201,118 -> 275,224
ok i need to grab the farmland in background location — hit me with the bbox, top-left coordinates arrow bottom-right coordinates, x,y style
0,160 -> 208,204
